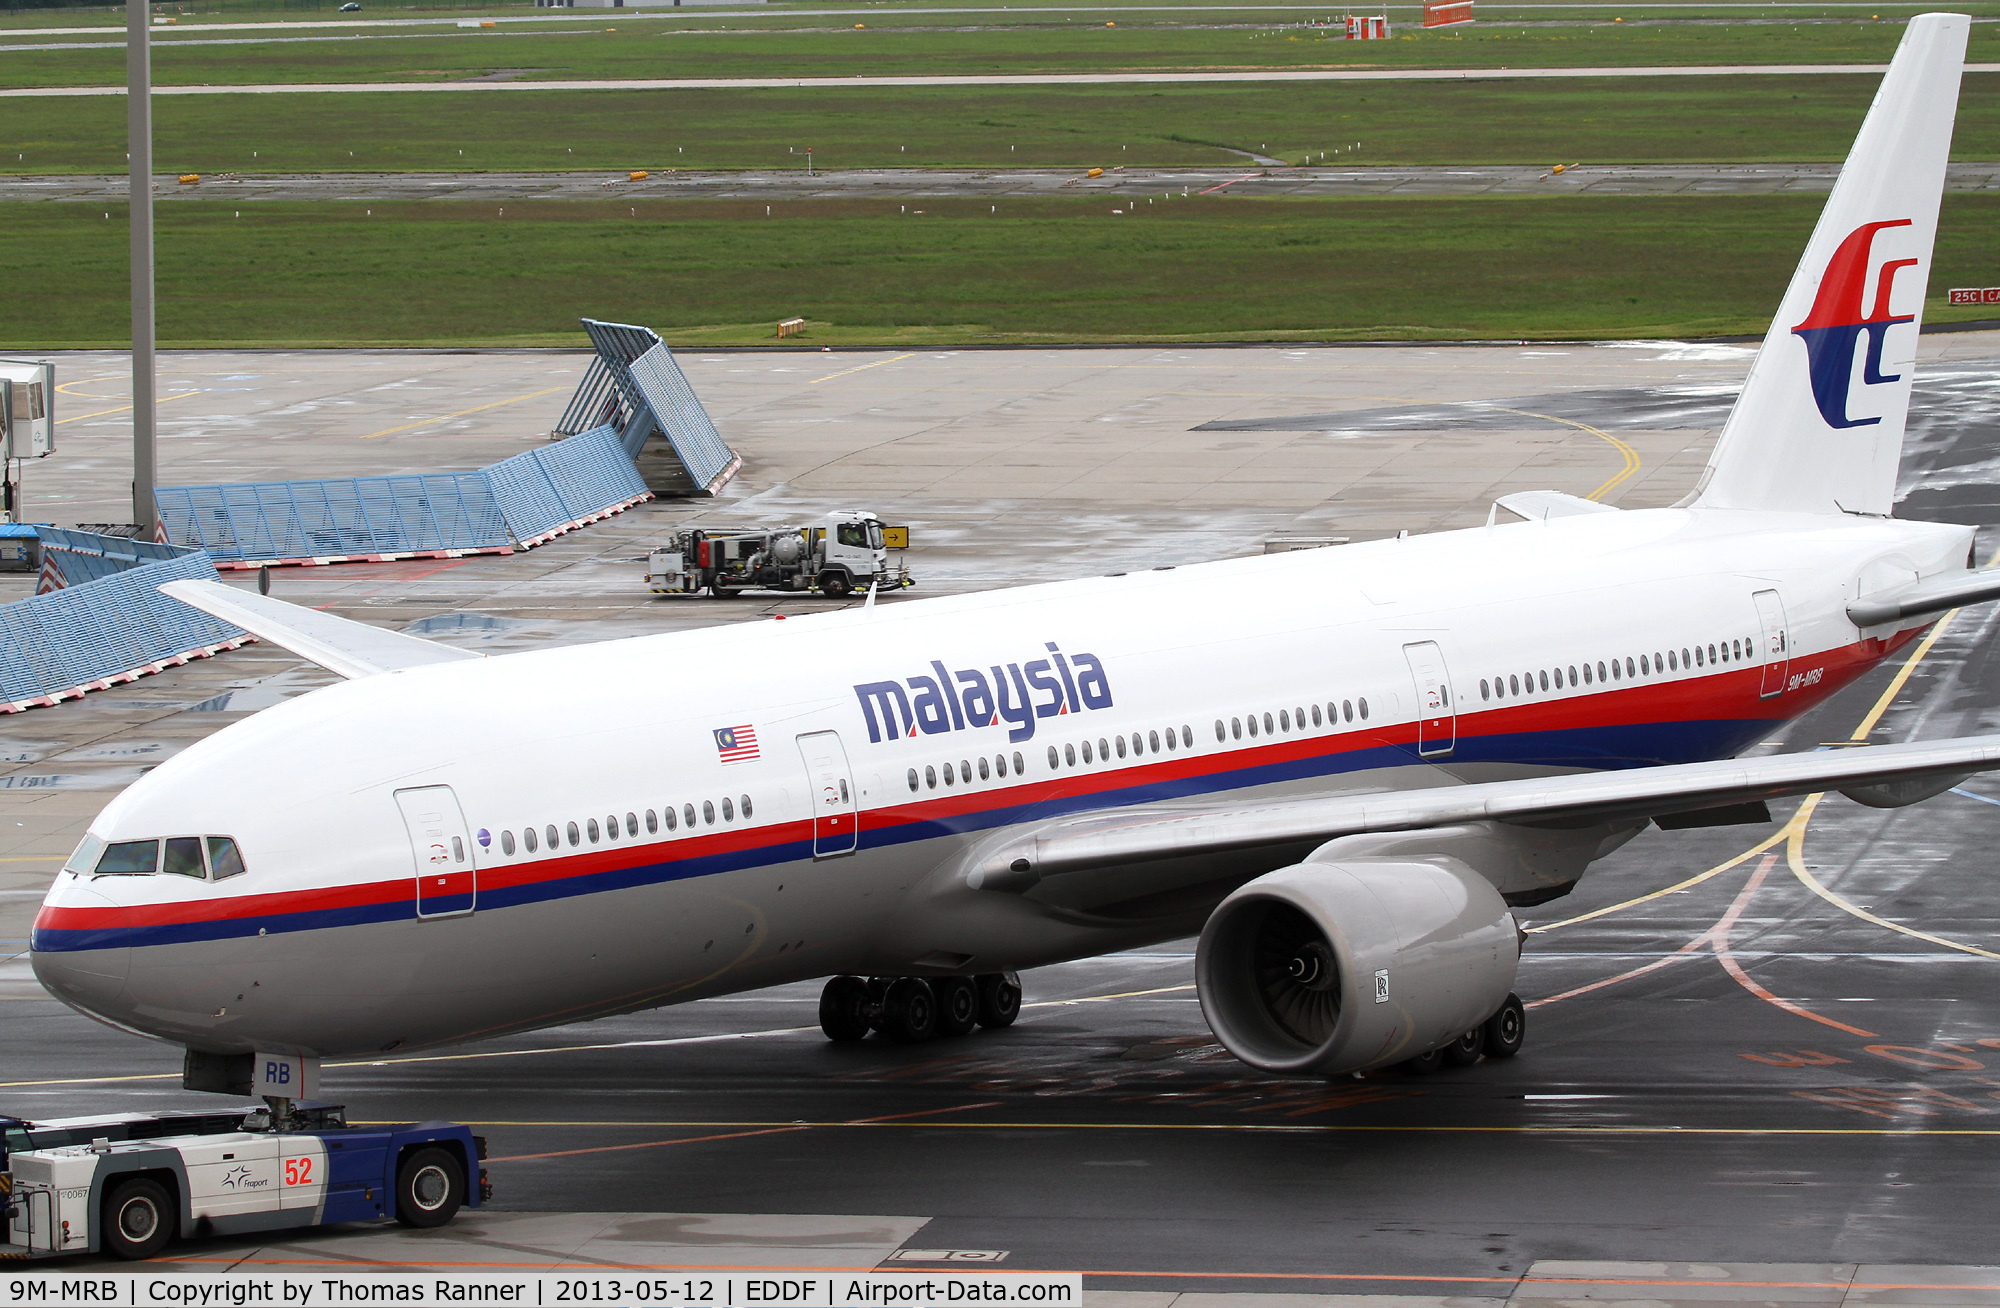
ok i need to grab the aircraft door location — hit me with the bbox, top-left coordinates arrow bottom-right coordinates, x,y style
396,785 -> 476,918
1753,589 -> 1790,699
1403,640 -> 1456,758
797,730 -> 859,859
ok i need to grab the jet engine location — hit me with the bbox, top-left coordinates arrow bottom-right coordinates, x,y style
1195,854 -> 1519,1076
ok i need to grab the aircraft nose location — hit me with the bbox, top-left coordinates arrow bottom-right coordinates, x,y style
31,882 -> 134,1022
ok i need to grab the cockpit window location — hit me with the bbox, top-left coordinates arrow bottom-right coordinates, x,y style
837,523 -> 868,548
95,840 -> 160,875
163,838 -> 205,879
63,834 -> 105,875
207,838 -> 245,880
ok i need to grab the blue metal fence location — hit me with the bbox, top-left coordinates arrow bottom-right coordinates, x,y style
555,319 -> 740,496
155,426 -> 649,567
36,527 -> 193,592
0,544 -> 249,713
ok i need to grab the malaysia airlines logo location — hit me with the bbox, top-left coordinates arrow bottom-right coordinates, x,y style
854,641 -> 1112,746
1791,218 -> 1920,430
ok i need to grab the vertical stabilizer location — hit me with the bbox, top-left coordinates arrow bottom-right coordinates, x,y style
1693,13 -> 1968,517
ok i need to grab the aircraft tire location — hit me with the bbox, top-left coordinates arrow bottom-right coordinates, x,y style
102,1176 -> 174,1261
395,1147 -> 466,1229
819,975 -> 872,1042
880,977 -> 937,1044
1443,1027 -> 1486,1066
934,976 -> 979,1037
975,972 -> 1022,1028
1401,1048 -> 1448,1075
1481,993 -> 1527,1058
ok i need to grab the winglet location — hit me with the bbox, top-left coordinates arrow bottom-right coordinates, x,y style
159,579 -> 482,681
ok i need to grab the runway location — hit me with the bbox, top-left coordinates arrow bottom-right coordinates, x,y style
6,338 -> 2000,1281
11,162 -> 2000,202
13,60 -> 1992,98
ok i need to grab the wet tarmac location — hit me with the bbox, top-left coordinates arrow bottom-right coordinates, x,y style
7,339 -> 2000,1285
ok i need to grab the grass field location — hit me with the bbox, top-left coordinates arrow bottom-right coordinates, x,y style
3,193 -> 1994,347
7,73 -> 1999,173
8,17 -> 2000,90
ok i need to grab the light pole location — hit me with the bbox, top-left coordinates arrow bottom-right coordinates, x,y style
128,0 -> 156,537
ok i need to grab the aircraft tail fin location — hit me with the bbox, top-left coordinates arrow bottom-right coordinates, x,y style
1691,13 -> 1968,517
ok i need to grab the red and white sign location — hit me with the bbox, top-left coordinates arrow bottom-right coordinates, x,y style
1347,15 -> 1388,38
1947,287 -> 2000,305
1424,0 -> 1472,26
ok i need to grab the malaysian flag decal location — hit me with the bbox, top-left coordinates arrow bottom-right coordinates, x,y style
714,725 -> 760,764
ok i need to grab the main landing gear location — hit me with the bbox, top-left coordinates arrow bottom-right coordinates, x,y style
1400,993 -> 1526,1075
819,972 -> 1022,1044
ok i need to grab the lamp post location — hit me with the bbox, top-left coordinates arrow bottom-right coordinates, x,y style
129,0 -> 156,537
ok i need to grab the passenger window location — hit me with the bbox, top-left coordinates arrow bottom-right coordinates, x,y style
645,809 -> 658,835
1279,711 -> 1291,732
722,797 -> 735,821
587,819 -> 600,844
567,822 -> 581,847
1312,704 -> 1324,726
501,830 -> 516,856
524,827 -> 539,852
1132,732 -> 1145,755
1509,675 -> 1520,695
702,801 -> 716,825
1012,751 -> 1025,774
1709,644 -> 1718,664
997,754 -> 1010,777
1165,728 -> 1177,752
1262,713 -> 1274,735
1626,657 -> 1636,678
546,824 -> 559,849
1065,744 -> 1077,767
667,807 -> 680,831
1611,660 -> 1621,681
1232,718 -> 1242,740
1216,719 -> 1227,741
742,795 -> 754,818
1183,726 -> 1192,748
1247,716 -> 1259,738
627,812 -> 639,837
1568,665 -> 1578,686
684,804 -> 697,829
1358,698 -> 1369,719
909,768 -> 920,792
163,837 -> 205,879
1116,735 -> 1127,758
95,839 -> 159,875
929,765 -> 941,787
1640,655 -> 1649,674
1657,651 -> 1666,670
978,757 -> 991,780
1083,740 -> 1095,763
1345,700 -> 1355,722
944,761 -> 957,785
1597,661 -> 1608,681
207,837 -> 246,881
605,814 -> 618,841
1481,679 -> 1490,701
1295,707 -> 1305,729
452,836 -> 465,861
1538,671 -> 1549,692
1149,730 -> 1161,752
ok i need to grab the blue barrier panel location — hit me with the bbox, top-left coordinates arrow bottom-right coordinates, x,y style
35,527 -> 193,592
486,425 -> 650,546
157,470 -> 513,566
564,319 -> 740,496
0,551 -> 249,713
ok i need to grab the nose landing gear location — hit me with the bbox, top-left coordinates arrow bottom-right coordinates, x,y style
818,972 -> 1021,1045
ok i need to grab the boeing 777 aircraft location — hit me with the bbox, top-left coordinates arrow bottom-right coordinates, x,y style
30,14 -> 2000,1101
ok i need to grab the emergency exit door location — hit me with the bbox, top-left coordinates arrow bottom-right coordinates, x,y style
1753,589 -> 1790,700
797,731 -> 859,858
396,785 -> 476,917
1403,641 -> 1457,758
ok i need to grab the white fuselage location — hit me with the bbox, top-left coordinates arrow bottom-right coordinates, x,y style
30,505 -> 1971,1058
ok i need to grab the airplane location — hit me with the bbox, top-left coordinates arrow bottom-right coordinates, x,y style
29,12 -> 2000,1104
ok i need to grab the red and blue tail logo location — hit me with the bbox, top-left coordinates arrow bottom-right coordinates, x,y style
1791,219 -> 1920,429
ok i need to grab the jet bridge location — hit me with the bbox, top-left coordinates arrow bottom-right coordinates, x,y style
552,319 -> 741,497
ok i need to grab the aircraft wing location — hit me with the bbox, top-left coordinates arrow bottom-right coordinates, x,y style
159,579 -> 482,680
969,734 -> 2000,888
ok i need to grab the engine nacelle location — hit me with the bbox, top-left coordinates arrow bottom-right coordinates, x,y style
1195,855 -> 1519,1076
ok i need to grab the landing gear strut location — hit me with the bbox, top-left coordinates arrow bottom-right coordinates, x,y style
817,972 -> 1021,1044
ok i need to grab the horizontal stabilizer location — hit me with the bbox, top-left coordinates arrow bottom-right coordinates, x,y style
970,732 -> 2000,886
1848,568 -> 2000,627
1495,490 -> 1620,523
159,580 -> 481,680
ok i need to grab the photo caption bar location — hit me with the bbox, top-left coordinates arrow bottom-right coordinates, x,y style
2,1273 -> 1082,1308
